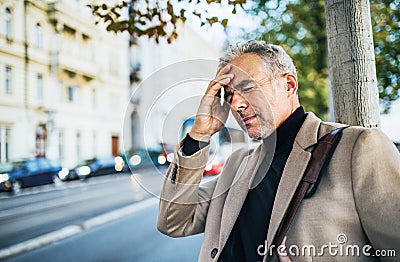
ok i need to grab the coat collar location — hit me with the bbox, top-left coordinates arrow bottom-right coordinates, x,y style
218,142 -> 266,252
293,112 -> 321,151
266,112 -> 321,248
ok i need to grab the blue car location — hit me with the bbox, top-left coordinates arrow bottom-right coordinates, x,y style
65,156 -> 127,180
0,157 -> 62,193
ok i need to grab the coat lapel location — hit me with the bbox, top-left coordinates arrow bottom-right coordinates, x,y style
219,143 -> 266,251
266,113 -> 321,248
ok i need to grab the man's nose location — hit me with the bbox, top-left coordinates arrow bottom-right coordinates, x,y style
230,91 -> 247,112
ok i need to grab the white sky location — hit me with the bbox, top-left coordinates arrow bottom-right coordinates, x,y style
381,99 -> 400,142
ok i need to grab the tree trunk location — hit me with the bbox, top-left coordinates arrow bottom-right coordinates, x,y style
325,0 -> 380,127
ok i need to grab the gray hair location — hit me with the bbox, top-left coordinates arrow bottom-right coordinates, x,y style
219,40 -> 297,78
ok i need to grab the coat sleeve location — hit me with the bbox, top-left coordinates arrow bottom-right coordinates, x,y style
351,128 -> 400,261
157,140 -> 218,237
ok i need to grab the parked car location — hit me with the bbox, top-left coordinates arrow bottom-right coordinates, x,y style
123,148 -> 169,170
203,146 -> 234,176
64,156 -> 126,180
203,153 -> 225,176
0,157 -> 62,192
156,150 -> 174,166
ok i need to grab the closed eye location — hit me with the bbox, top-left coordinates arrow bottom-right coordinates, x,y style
235,80 -> 257,94
240,85 -> 256,93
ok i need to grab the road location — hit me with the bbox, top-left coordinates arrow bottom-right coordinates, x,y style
0,166 -> 205,261
4,201 -> 203,262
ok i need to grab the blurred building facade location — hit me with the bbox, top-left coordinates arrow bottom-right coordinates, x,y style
127,23 -> 223,152
126,23 -> 249,154
0,0 -> 130,167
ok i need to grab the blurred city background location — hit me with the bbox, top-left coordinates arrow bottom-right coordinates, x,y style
0,0 -> 399,261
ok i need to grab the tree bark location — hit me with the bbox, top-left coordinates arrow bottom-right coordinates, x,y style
325,0 -> 380,127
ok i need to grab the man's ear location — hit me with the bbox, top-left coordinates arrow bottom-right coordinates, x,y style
285,73 -> 298,95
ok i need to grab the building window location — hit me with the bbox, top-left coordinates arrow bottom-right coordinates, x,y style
109,94 -> 118,110
37,74 -> 43,100
109,52 -> 119,75
89,42 -> 95,62
0,126 -> 10,163
35,23 -> 43,48
35,124 -> 46,157
67,85 -> 79,102
4,8 -> 12,40
92,131 -> 96,157
63,25 -> 77,55
57,80 -> 64,102
58,130 -> 64,160
4,66 -> 12,94
76,131 -> 81,161
92,89 -> 96,108
112,135 -> 119,157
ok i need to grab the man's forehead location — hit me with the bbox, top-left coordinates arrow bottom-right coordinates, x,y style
228,67 -> 266,87
228,53 -> 265,71
227,54 -> 268,81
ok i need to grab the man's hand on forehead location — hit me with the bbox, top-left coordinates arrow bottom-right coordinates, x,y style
223,79 -> 258,104
216,64 -> 231,77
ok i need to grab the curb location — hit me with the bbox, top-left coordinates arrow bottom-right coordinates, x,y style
0,197 -> 159,260
0,226 -> 82,259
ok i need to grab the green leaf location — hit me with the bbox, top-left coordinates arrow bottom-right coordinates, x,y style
221,18 -> 228,28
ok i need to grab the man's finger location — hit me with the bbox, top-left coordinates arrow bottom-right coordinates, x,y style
208,74 -> 233,90
216,64 -> 231,77
206,76 -> 231,96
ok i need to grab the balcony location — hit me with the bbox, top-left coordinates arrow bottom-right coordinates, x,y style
58,51 -> 97,80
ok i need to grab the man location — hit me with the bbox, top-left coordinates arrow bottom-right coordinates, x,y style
157,40 -> 400,261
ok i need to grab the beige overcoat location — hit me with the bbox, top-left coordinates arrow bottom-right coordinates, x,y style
157,113 -> 400,261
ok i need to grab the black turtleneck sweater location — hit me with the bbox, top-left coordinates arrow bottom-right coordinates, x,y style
218,106 -> 306,262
